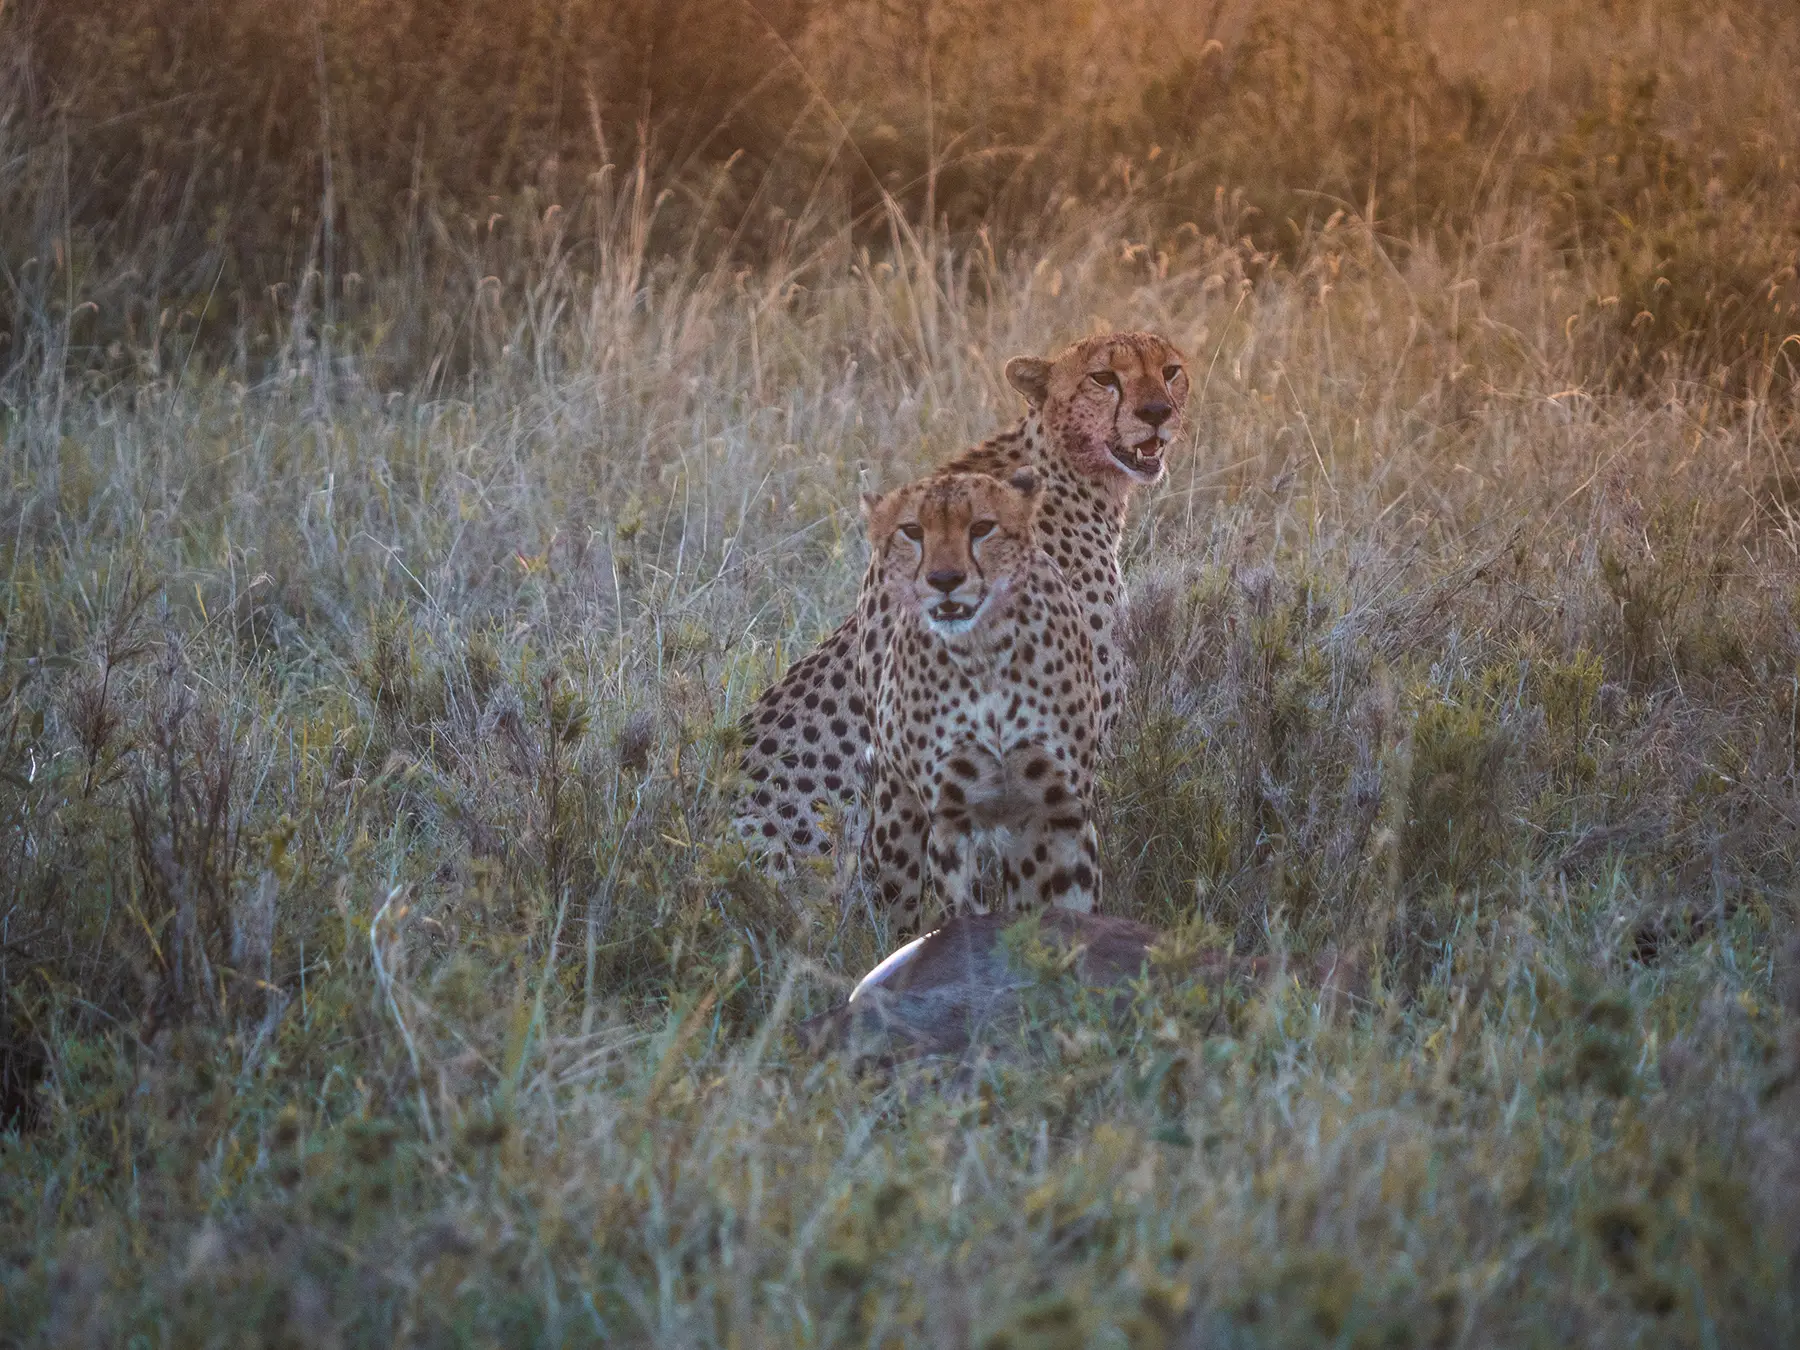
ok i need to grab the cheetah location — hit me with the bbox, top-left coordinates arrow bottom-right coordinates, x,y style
733,331 -> 1190,870
859,468 -> 1102,927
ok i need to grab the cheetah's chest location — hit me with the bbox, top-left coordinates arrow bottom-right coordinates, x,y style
877,573 -> 1093,813
935,679 -> 1077,831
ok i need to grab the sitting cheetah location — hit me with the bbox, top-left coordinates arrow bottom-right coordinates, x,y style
734,331 -> 1190,870
859,468 -> 1102,926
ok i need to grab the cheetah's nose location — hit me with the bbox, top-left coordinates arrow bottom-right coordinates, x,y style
1137,398 -> 1174,428
926,569 -> 967,594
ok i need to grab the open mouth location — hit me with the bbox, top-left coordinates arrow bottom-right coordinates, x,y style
929,599 -> 977,623
1110,437 -> 1166,478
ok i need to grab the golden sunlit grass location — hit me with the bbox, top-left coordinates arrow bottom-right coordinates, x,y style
4,0 -> 1800,1344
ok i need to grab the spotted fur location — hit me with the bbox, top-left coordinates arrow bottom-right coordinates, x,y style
861,469 -> 1102,925
733,331 -> 1190,870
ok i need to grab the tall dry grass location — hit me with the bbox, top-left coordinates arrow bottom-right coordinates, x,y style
4,0 -> 1800,1344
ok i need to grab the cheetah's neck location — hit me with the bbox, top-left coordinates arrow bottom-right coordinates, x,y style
947,410 -> 1133,540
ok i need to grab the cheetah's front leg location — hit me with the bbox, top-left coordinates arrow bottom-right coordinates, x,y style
924,801 -> 982,918
863,758 -> 932,933
1001,793 -> 1100,913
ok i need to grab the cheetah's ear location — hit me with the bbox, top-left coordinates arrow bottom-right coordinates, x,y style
1004,356 -> 1051,410
861,491 -> 896,540
1007,468 -> 1044,528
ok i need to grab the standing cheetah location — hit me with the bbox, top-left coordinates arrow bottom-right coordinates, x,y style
734,331 -> 1190,870
860,468 -> 1102,926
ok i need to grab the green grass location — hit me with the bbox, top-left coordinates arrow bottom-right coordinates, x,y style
6,0 -> 1800,1345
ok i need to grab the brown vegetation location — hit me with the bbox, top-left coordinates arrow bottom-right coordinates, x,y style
3,0 -> 1800,1344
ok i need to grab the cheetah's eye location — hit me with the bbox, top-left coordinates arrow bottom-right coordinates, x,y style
969,520 -> 996,540
898,523 -> 924,542
1089,371 -> 1122,392
1163,364 -> 1184,383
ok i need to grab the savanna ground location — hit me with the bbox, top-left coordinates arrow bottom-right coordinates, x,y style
5,0 -> 1800,1344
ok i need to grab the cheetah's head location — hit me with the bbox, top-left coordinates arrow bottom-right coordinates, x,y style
861,469 -> 1043,637
1003,332 -> 1190,487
